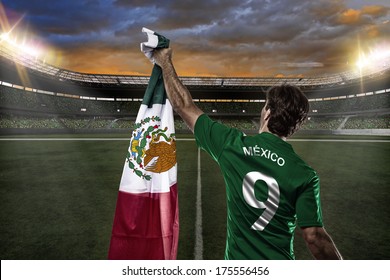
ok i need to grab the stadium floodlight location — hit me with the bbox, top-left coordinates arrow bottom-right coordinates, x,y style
356,45 -> 390,71
0,31 -> 42,58
356,53 -> 368,70
0,32 -> 10,41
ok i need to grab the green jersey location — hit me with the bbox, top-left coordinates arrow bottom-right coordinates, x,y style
194,114 -> 323,260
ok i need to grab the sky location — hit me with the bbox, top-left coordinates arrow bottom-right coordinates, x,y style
1,0 -> 389,77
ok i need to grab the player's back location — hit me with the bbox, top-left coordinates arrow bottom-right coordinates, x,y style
194,114 -> 323,260
218,131 -> 322,259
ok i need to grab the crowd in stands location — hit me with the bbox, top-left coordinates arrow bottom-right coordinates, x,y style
310,94 -> 389,114
0,85 -> 142,116
59,118 -> 91,129
2,84 -> 388,117
303,117 -> 344,130
0,114 -> 63,129
110,119 -> 136,129
2,113 -> 388,132
1,84 -> 389,132
343,116 -> 389,129
197,101 -> 263,114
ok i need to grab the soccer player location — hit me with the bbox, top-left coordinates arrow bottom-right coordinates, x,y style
152,48 -> 343,260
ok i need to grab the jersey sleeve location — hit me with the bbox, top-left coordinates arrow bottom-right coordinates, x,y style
296,173 -> 324,228
194,114 -> 235,161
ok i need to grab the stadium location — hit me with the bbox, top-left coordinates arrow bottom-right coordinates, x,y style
1,32 -> 389,260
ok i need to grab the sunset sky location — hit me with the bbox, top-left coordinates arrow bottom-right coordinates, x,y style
1,0 -> 389,77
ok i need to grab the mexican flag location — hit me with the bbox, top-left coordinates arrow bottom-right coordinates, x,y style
108,28 -> 179,260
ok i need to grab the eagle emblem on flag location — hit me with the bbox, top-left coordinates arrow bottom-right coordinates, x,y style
127,115 -> 176,180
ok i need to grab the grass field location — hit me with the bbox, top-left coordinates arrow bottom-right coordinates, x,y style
0,133 -> 389,260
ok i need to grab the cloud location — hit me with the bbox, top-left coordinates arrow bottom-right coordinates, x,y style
361,5 -> 390,17
333,5 -> 389,26
2,0 -> 389,77
336,8 -> 366,25
5,1 -> 114,35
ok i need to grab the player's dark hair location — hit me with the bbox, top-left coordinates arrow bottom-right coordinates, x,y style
265,84 -> 309,137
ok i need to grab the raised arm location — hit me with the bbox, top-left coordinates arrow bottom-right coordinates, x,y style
152,48 -> 203,132
301,226 -> 343,260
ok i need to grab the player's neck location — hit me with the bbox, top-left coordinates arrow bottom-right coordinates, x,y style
259,126 -> 287,141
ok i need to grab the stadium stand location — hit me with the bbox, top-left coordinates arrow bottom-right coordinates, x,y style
343,115 -> 389,129
0,114 -> 63,129
303,117 -> 345,130
1,82 -> 389,133
310,93 -> 389,114
1,35 -> 389,134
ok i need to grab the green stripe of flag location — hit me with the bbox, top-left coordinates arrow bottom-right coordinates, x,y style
142,32 -> 170,107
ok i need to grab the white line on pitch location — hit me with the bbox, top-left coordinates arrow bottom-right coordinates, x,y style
194,148 -> 204,260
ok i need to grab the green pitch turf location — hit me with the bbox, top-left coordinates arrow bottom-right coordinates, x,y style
0,134 -> 389,259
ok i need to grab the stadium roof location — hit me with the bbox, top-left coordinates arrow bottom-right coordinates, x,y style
1,40 -> 390,100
